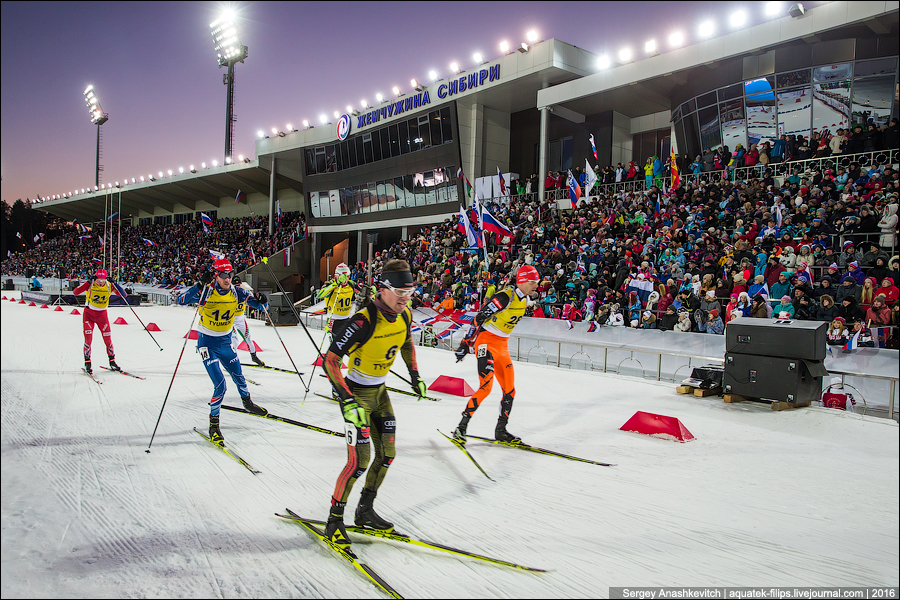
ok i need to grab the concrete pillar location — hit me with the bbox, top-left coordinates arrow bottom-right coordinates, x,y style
268,157 -> 276,235
538,106 -> 550,203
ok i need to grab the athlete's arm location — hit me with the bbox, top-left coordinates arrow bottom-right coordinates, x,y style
473,289 -> 512,328
324,311 -> 372,401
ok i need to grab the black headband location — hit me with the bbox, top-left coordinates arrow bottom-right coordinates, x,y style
380,270 -> 414,289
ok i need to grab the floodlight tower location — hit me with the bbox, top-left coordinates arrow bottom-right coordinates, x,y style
83,85 -> 109,189
210,12 -> 248,164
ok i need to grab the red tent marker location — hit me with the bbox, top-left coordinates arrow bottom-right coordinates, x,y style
620,411 -> 695,442
428,375 -> 476,397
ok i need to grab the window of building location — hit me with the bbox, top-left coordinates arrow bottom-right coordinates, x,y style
440,107 -> 453,144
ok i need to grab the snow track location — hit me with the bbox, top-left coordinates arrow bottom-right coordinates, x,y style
2,293 -> 898,597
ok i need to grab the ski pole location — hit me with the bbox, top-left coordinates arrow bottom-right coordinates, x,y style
260,301 -> 308,392
121,291 -> 163,351
303,320 -> 335,404
145,286 -> 206,453
261,257 -> 330,364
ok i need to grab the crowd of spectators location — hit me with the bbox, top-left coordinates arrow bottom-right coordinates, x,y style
1,213 -> 306,286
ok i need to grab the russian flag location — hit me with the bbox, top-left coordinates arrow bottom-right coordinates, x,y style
457,205 -> 481,248
437,323 -> 461,339
842,328 -> 861,352
481,206 -> 512,238
249,246 -> 257,264
107,212 -> 119,223
142,238 -> 156,246
589,133 -> 598,160
497,166 -> 507,196
200,213 -> 213,227
798,261 -> 814,284
654,198 -> 661,219
235,189 -> 246,204
587,321 -> 598,333
567,170 -> 581,205
209,249 -> 224,259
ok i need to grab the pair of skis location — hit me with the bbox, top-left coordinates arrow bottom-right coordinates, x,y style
277,508 -> 545,599
439,430 -> 616,480
83,365 -> 146,384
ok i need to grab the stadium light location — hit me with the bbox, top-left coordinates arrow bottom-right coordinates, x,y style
178,167 -> 184,174
225,156 -> 232,164
428,70 -> 438,81
319,114 -> 327,124
167,170 -> 173,176
669,31 -> 684,47
618,47 -> 633,63
729,10 -> 747,28
83,85 -> 109,189
210,10 -> 248,164
450,62 -> 460,73
765,2 -> 784,16
302,119 -> 310,128
212,160 -> 218,167
201,162 -> 207,169
596,54 -> 611,70
412,78 -> 423,91
698,20 -> 715,38
472,52 -> 483,64
361,99 -> 368,109
518,43 -> 529,53
392,86 -> 401,97
376,93 -> 384,103
645,40 -> 657,55
333,111 -> 340,120
189,166 -> 196,173
499,41 -> 509,53
526,30 -> 539,43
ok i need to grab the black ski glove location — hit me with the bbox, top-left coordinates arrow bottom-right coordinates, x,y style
199,271 -> 213,286
255,292 -> 268,304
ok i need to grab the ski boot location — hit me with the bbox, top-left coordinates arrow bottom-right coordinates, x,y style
355,488 -> 394,532
84,359 -> 92,374
250,352 -> 265,367
108,357 -> 121,372
494,418 -> 521,444
324,501 -> 351,551
241,395 -> 268,416
209,415 -> 224,445
452,415 -> 471,444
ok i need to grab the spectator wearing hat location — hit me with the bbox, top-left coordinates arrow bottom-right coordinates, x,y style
674,309 -> 692,332
658,305 -> 678,331
706,309 -> 725,334
751,294 -> 770,318
846,261 -> 866,285
838,296 -> 865,324
835,273 -> 861,305
815,294 -> 839,322
774,296 -> 795,319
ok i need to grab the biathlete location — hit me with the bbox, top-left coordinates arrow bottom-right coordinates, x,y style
321,259 -> 428,550
73,269 -> 126,374
316,263 -> 362,340
177,258 -> 269,444
452,264 -> 540,444
231,275 -> 265,367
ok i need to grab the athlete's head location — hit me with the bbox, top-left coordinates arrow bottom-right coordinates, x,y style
335,263 -> 350,285
213,258 -> 234,289
95,269 -> 108,281
515,264 -> 539,295
379,259 -> 415,312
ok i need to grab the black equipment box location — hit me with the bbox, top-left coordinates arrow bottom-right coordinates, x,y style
725,317 -> 826,361
269,307 -> 298,325
683,365 -> 724,389
723,353 -> 828,404
268,292 -> 293,309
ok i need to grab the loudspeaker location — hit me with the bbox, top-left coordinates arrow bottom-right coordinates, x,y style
68,280 -> 80,291
25,268 -> 34,278
268,292 -> 293,308
723,353 -> 827,404
269,307 -> 298,324
726,317 -> 826,361
4,279 -> 13,291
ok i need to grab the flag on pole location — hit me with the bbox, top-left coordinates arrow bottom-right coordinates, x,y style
566,170 -> 581,205
78,235 -> 91,241
457,205 -> 481,248
457,168 -> 473,199
16,232 -> 21,239
99,235 -> 105,248
249,246 -> 257,264
497,166 -> 507,196
107,212 -> 119,223
142,238 -> 156,246
842,328 -> 861,352
654,198 -> 661,219
798,261 -> 814,284
589,133 -> 598,160
584,159 -> 598,197
209,249 -> 224,259
283,247 -> 291,267
670,148 -> 680,189
33,234 -> 40,243
235,189 -> 246,204
277,200 -> 282,229
200,213 -> 213,227
480,205 -> 513,238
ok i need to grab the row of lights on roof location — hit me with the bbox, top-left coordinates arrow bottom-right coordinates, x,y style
259,30 -> 541,137
595,2 -> 793,69
42,156 -> 254,200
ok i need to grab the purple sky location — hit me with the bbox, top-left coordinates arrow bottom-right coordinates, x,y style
1,1 -> 819,206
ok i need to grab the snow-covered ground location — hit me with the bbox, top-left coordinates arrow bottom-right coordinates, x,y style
2,292 -> 898,598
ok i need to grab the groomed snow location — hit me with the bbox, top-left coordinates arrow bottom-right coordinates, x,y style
2,293 -> 898,598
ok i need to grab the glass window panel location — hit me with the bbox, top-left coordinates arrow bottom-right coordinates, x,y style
389,124 -> 401,157
368,182 -> 379,212
777,86 -> 812,139
340,141 -> 350,171
430,111 -> 442,146
744,77 -> 775,99
324,145 -> 336,172
640,131 -> 656,165
354,137 -> 365,165
813,63 -> 852,82
561,136 -> 573,171
720,99 -> 746,153
347,138 -> 358,168
447,166 -> 459,203
671,105 -> 682,123
698,105 -> 721,151
432,169 -> 445,204
402,175 -> 416,207
697,91 -> 717,109
334,143 -> 344,171
363,134 -> 374,163
776,69 -> 810,88
548,139 -> 561,172
854,57 -> 897,78
398,120 -> 410,154
746,94 -> 777,146
305,149 -> 316,175
718,83 -> 743,102
341,187 -> 354,216
371,131 -> 382,161
309,192 -> 320,218
355,185 -> 367,214
318,191 -> 330,218
380,127 -> 391,160
406,118 -> 418,152
418,115 -> 431,148
681,98 -> 697,115
813,80 -> 851,135
393,176 -> 406,208
851,75 -> 894,128
440,107 -> 453,143
423,170 -> 437,205
315,147 -> 326,173
413,173 -> 426,206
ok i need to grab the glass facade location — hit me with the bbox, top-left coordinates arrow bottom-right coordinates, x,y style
304,107 -> 453,175
308,165 -> 459,218
673,57 -> 898,158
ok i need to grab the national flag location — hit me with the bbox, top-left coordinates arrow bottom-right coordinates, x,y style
480,205 -> 513,238
798,262 -> 814,284
775,203 -> 783,228
290,232 -> 296,249
458,168 -> 473,198
33,234 -> 40,243
249,246 -> 257,264
458,205 -> 481,248
283,247 -> 290,267
99,235 -> 105,248
419,316 -> 438,325
842,328 -> 861,352
437,323 -> 461,339
78,235 -> 92,241
565,319 -> 574,330
654,198 -> 662,219
626,278 -> 655,304
277,200 -> 282,229
16,232 -> 21,239
497,166 -> 507,196
209,249 -> 224,259
107,212 -> 119,223
142,238 -> 156,246
584,159 -> 597,196
587,321 -> 598,333
670,148 -> 680,189
6,250 -> 10,258
410,324 -> 422,335
566,170 -> 581,205
200,213 -> 213,228
92,257 -> 102,263
870,326 -> 889,348
589,133 -> 598,160
235,189 -> 246,204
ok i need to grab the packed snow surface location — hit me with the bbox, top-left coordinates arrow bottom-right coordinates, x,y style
2,293 -> 897,598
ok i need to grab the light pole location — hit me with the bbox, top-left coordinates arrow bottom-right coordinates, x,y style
210,12 -> 248,165
83,85 -> 108,189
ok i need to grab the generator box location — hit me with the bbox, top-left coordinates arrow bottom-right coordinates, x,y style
723,353 -> 828,404
726,317 -> 826,361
